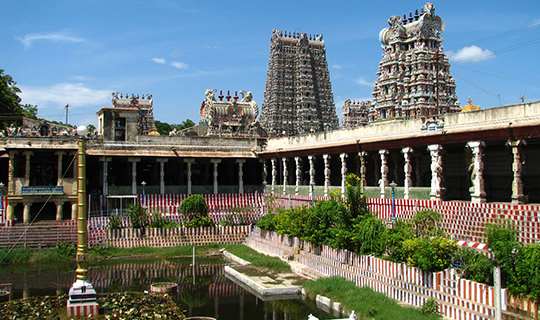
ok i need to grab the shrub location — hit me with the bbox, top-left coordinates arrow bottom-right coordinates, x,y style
184,216 -> 214,228
0,247 -> 31,264
514,244 -> 540,297
345,173 -> 370,222
148,212 -> 179,228
421,298 -> 439,315
256,213 -> 277,231
404,236 -> 458,272
350,217 -> 387,256
126,203 -> 148,228
485,220 -> 519,288
56,242 -> 77,257
413,209 -> 443,237
385,219 -> 415,262
455,247 -> 493,285
180,195 -> 208,217
108,213 -> 123,230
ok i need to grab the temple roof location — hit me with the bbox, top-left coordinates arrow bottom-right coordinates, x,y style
462,98 -> 481,112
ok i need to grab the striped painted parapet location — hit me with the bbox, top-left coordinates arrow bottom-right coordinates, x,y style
88,193 -> 540,245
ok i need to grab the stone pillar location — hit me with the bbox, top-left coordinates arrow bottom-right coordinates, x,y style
56,151 -> 65,185
428,144 -> 443,201
101,157 -> 111,196
8,151 -> 17,194
71,202 -> 78,220
157,159 -> 168,194
508,140 -> 526,204
55,201 -> 64,221
282,158 -> 288,195
211,159 -> 221,194
262,159 -> 268,186
323,154 -> 331,197
23,151 -> 33,186
6,203 -> 15,222
359,151 -> 368,190
340,153 -> 348,197
128,158 -> 140,195
414,152 -> 422,187
185,159 -> 195,194
23,202 -> 32,224
294,157 -> 301,195
466,141 -> 486,203
237,159 -> 246,194
271,158 -> 277,193
308,156 -> 315,186
379,149 -> 389,199
402,147 -> 413,199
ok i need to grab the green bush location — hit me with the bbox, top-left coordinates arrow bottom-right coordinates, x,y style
184,216 -> 214,228
386,219 -> 415,262
180,195 -> 208,217
345,173 -> 370,223
350,217 -> 387,256
256,213 -> 277,231
108,213 -> 123,230
149,212 -> 179,228
404,236 -> 458,272
514,244 -> 540,297
421,298 -> 440,315
56,242 -> 77,257
413,209 -> 443,237
0,247 -> 31,264
126,203 -> 148,228
455,247 -> 493,285
485,221 -> 519,288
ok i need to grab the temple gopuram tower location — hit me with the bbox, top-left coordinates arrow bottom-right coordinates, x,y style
372,3 -> 460,120
260,30 -> 339,137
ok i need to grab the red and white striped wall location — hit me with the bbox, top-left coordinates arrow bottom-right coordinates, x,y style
248,227 -> 508,320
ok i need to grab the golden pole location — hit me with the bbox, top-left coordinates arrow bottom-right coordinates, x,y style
75,138 -> 88,280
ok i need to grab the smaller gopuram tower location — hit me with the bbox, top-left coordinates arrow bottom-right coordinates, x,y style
260,29 -> 339,137
372,3 -> 460,120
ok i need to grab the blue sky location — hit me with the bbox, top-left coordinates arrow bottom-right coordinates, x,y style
2,1 -> 540,127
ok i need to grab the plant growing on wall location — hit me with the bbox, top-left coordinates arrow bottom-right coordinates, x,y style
403,236 -> 458,272
148,212 -> 179,228
108,213 -> 123,230
413,209 -> 443,237
184,216 -> 214,228
179,195 -> 208,218
126,203 -> 148,228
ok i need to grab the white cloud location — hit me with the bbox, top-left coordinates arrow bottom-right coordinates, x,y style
170,61 -> 188,69
152,57 -> 166,64
19,83 -> 111,110
447,45 -> 495,63
16,31 -> 85,50
355,77 -> 373,87
332,64 -> 342,69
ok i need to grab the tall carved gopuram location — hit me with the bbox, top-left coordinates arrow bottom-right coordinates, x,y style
372,3 -> 461,120
260,30 -> 339,137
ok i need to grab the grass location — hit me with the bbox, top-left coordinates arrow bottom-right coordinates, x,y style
220,244 -> 292,272
303,276 -> 441,320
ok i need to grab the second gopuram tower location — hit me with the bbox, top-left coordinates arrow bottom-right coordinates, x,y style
260,30 -> 339,137
372,3 -> 461,119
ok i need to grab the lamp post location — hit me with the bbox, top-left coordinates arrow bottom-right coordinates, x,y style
389,181 -> 397,222
67,125 -> 99,317
0,181 -> 4,211
141,180 -> 147,207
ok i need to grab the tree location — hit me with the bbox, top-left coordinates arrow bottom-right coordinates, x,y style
0,69 -> 38,128
155,119 -> 196,135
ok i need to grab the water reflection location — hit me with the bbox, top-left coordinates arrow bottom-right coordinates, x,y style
0,258 -> 332,320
